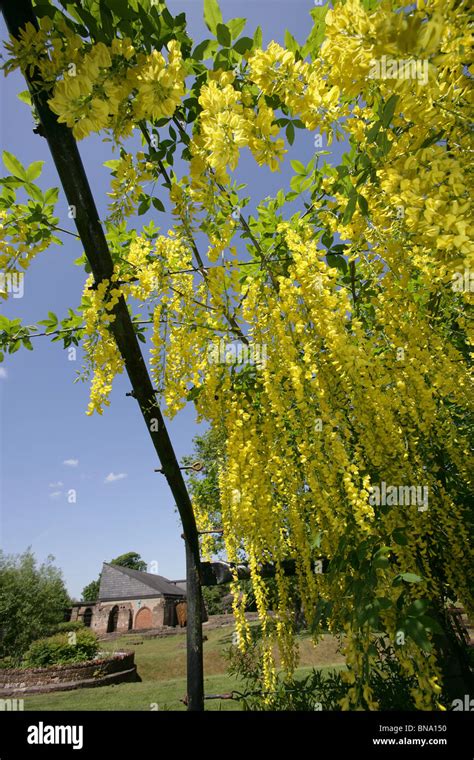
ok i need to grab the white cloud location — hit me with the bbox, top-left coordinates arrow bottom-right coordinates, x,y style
49,481 -> 63,488
50,491 -> 62,499
63,459 -> 79,467
0,368 -> 7,379
104,472 -> 127,484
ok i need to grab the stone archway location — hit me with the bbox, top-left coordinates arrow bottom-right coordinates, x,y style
83,607 -> 93,627
134,607 -> 152,629
107,605 -> 119,633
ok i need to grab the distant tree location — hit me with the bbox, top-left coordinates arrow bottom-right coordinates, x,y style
201,585 -> 230,616
81,551 -> 147,602
81,578 -> 101,603
110,552 -> 147,571
0,549 -> 70,662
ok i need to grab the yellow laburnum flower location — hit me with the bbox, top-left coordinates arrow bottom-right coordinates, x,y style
134,43 -> 185,121
3,21 -> 48,75
247,104 -> 286,170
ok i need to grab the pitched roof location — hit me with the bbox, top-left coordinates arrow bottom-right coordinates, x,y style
98,563 -> 186,601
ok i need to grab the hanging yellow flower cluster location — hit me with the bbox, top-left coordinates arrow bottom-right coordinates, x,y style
106,151 -> 154,221
81,276 -> 124,416
4,19 -> 186,141
0,206 -> 58,301
188,69 -> 286,188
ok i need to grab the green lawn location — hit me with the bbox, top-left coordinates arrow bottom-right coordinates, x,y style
23,624 -> 345,711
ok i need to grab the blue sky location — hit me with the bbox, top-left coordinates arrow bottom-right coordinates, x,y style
0,0 -> 345,600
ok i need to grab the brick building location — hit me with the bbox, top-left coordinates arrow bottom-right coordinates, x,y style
69,563 -> 186,634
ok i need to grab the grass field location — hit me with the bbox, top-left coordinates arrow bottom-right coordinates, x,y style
23,624 -> 345,711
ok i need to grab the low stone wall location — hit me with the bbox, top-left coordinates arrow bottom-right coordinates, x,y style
0,651 -> 139,696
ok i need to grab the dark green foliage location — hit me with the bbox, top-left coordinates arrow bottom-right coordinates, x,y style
22,629 -> 99,669
0,549 -> 70,663
45,620 -> 85,636
81,578 -> 100,602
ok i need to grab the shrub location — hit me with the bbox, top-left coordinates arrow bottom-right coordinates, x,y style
0,656 -> 15,670
22,629 -> 99,668
45,620 -> 85,636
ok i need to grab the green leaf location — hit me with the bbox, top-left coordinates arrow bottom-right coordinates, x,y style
44,187 -> 59,206
380,94 -> 398,128
357,194 -> 369,216
192,39 -> 218,60
99,0 -> 114,38
372,546 -> 391,568
326,253 -> 348,274
152,197 -> 165,212
204,0 -> 223,34
284,30 -> 299,54
216,23 -> 231,47
228,17 -> 246,40
138,197 -> 151,215
366,121 -> 381,143
2,151 -> 27,180
392,528 -> 408,546
405,618 -> 432,651
17,90 -> 31,106
25,183 -> 43,203
233,37 -> 253,55
253,25 -> 262,49
419,130 -> 444,149
104,0 -> 137,20
103,159 -> 121,171
187,386 -> 202,402
342,195 -> 357,225
290,175 -> 303,192
291,159 -> 306,175
336,164 -> 349,178
26,161 -> 44,182
286,122 -> 295,146
321,230 -> 333,248
375,597 -> 392,611
393,572 -> 423,586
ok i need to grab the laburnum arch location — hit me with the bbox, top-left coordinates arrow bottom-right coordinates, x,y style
0,0 -> 472,711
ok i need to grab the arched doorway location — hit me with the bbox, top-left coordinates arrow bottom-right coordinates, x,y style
83,607 -> 93,627
134,607 -> 152,629
107,605 -> 119,633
